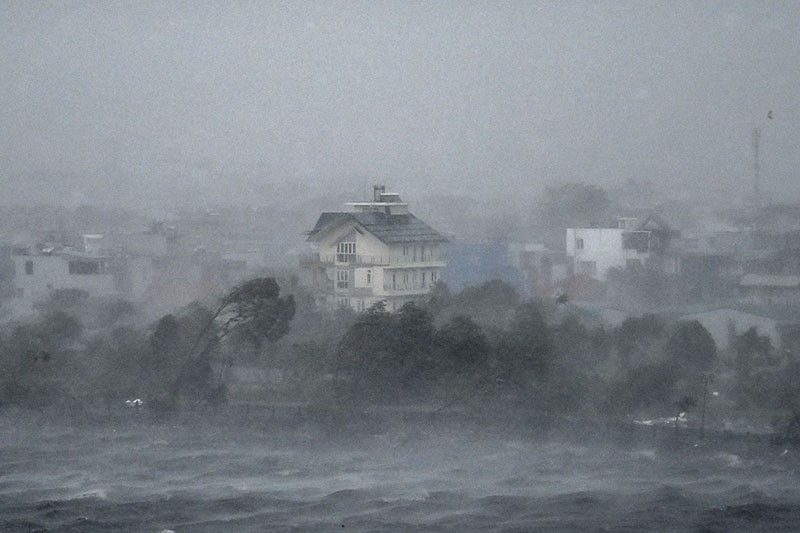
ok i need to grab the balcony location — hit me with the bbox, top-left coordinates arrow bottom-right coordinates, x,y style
382,284 -> 433,295
300,252 -> 446,267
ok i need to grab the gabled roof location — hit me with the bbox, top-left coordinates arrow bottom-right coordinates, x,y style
307,211 -> 448,244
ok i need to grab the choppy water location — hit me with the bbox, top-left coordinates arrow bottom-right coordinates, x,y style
1,409 -> 800,532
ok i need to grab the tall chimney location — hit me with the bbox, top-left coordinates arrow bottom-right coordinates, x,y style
373,184 -> 385,202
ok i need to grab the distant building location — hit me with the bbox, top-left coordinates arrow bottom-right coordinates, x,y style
302,185 -> 447,312
739,274 -> 800,306
443,241 -> 525,293
508,243 -> 571,297
565,215 -> 675,281
6,246 -> 118,317
679,307 -> 781,351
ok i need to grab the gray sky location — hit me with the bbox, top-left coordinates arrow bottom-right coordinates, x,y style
1,1 -> 799,207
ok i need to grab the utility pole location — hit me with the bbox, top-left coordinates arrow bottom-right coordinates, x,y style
699,373 -> 711,440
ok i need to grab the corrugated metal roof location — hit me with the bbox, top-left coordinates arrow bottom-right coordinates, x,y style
307,211 -> 447,244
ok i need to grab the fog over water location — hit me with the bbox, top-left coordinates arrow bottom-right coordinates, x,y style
2,1 -> 800,206
3,411 -> 800,532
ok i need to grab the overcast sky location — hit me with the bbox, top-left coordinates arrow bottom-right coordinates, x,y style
1,1 -> 799,208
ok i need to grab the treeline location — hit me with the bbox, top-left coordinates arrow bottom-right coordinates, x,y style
2,278 -> 800,434
0,280 -> 295,409
292,280 -> 800,428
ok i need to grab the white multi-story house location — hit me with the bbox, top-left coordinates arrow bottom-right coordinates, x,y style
302,185 -> 447,312
566,215 -> 674,281
5,247 -> 118,318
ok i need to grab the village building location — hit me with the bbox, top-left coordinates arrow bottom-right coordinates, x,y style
302,185 -> 447,312
565,215 -> 675,281
739,274 -> 800,306
5,246 -> 118,317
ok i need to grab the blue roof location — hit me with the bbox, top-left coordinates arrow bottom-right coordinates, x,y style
307,211 -> 447,244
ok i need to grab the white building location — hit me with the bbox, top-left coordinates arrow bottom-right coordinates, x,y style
565,216 -> 673,281
6,248 -> 118,318
679,307 -> 781,351
302,185 -> 447,312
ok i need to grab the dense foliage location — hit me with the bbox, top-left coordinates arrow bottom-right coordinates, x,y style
1,277 -> 798,433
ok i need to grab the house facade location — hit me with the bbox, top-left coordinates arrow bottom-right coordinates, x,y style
302,185 -> 447,312
6,247 -> 118,317
565,215 -> 675,281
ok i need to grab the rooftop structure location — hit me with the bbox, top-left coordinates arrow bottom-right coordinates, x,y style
302,185 -> 447,312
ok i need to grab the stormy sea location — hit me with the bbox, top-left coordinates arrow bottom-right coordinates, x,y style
2,408 -> 800,533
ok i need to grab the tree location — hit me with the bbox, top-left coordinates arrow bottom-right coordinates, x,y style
731,327 -> 782,410
614,314 -> 665,371
733,327 -> 775,377
335,301 -> 397,399
427,281 -> 452,313
508,301 -> 553,374
395,303 -> 436,386
435,315 -> 489,371
171,278 -> 295,403
539,183 -> 613,229
666,320 -> 717,371
33,288 -> 89,316
94,297 -> 137,328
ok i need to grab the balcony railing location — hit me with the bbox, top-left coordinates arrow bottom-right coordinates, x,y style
300,252 -> 446,267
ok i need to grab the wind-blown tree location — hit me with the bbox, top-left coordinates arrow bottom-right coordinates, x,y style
508,301 -> 553,375
0,310 -> 83,403
435,315 -> 489,373
666,320 -> 717,371
335,301 -> 397,399
171,277 -> 295,403
85,327 -> 149,403
733,327 -> 775,378
395,303 -> 436,387
613,314 -> 665,371
731,327 -> 783,410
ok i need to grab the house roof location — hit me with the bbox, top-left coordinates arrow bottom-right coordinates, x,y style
307,211 -> 448,244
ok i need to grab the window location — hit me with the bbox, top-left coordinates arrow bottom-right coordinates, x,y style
24,260 -> 33,275
421,245 -> 426,261
431,271 -> 438,283
403,245 -> 409,256
337,297 -> 350,309
392,273 -> 397,289
68,261 -> 100,275
336,241 -> 356,262
366,270 -> 372,285
422,272 -> 427,287
357,299 -> 366,312
336,269 -> 350,289
576,238 -> 584,250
